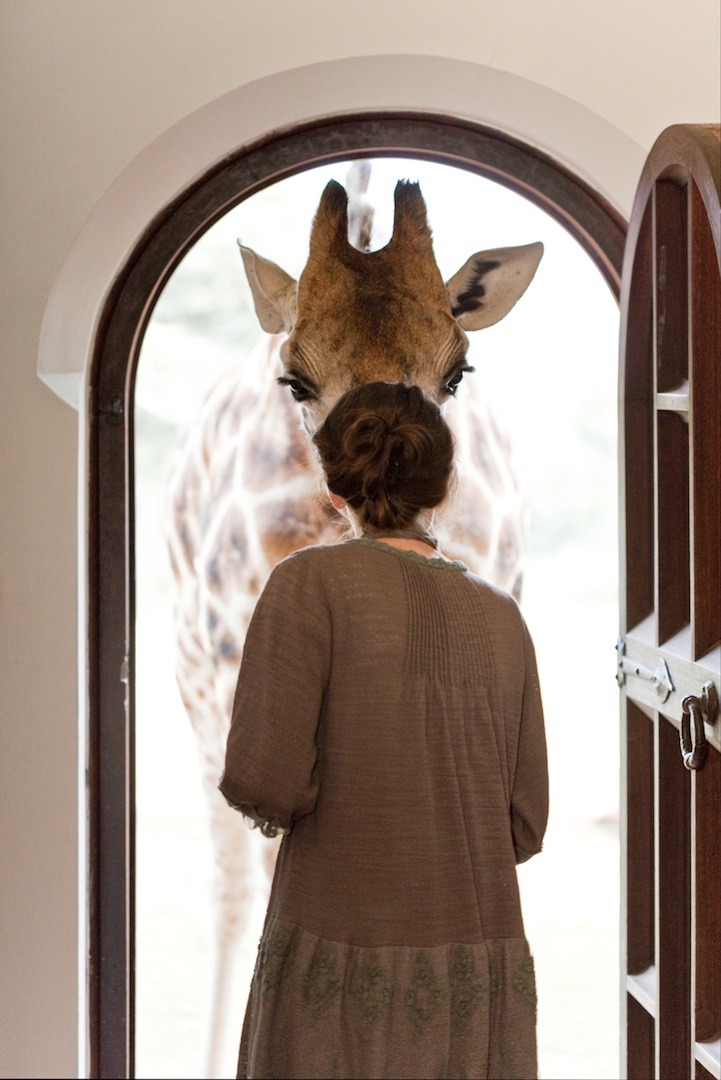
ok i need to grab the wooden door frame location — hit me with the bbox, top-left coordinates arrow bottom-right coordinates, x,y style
87,112 -> 626,1077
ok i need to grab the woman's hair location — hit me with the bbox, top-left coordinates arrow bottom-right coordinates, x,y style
312,382 -> 455,533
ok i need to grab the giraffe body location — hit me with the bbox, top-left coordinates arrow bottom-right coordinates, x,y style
165,177 -> 542,1076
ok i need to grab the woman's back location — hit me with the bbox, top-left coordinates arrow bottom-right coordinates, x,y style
221,537 -> 547,1079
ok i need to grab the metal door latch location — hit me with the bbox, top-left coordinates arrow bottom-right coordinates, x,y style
680,682 -> 717,771
615,638 -> 674,702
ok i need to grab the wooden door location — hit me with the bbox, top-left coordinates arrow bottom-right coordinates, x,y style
618,124 -> 721,1079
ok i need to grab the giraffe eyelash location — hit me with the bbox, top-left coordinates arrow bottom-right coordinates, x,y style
277,375 -> 316,403
444,364 -> 475,396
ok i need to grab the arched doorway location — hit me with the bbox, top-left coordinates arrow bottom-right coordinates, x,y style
87,114 -> 625,1076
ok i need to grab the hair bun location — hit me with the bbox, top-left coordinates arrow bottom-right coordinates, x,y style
342,413 -> 391,499
388,421 -> 435,476
313,382 -> 455,532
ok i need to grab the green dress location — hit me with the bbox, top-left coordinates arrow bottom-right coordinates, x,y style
220,538 -> 548,1079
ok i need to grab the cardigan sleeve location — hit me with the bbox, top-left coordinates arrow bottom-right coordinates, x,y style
510,616 -> 549,864
219,551 -> 331,836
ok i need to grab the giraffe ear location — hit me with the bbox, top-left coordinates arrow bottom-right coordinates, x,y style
238,242 -> 298,334
446,242 -> 544,331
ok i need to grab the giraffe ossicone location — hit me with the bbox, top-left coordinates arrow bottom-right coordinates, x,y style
165,172 -> 542,1077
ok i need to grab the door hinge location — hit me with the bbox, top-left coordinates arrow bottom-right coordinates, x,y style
615,637 -> 674,702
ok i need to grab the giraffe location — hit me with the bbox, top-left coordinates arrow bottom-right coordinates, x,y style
165,171 -> 542,1076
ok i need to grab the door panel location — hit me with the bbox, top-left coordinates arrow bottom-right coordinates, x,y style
690,180 -> 721,658
619,124 -> 721,1080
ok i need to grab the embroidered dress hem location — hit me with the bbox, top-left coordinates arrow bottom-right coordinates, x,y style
238,916 -> 538,1080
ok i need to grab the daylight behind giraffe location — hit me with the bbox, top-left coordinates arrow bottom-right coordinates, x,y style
165,166 -> 543,1076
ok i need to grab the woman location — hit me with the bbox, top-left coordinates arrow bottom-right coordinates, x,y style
220,381 -> 548,1079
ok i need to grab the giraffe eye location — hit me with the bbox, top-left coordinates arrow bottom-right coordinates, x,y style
277,376 -> 314,403
444,364 -> 475,396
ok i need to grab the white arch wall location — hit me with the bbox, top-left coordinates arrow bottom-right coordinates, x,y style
1,2 -> 719,1076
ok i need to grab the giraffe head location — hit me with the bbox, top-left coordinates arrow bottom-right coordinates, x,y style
239,178 -> 543,427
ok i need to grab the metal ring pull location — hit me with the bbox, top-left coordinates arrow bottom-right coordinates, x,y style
679,682 -> 717,771
680,695 -> 708,770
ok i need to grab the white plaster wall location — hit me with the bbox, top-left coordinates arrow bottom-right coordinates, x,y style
0,1 -> 718,1075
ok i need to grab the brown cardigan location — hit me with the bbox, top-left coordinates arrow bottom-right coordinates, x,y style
221,537 -> 548,1079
